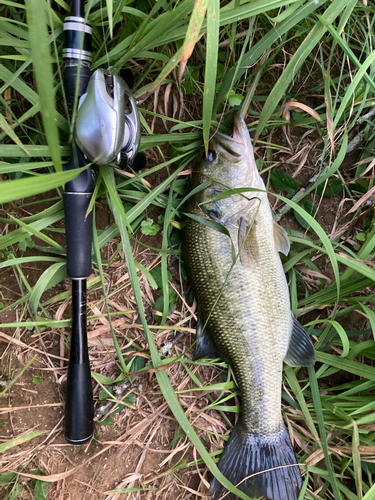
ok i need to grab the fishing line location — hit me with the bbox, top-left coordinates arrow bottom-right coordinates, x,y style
100,0 -> 111,72
181,187 -> 262,361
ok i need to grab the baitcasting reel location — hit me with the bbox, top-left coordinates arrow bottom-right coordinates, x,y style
75,68 -> 142,169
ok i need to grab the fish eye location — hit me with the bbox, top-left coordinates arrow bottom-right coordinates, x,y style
203,150 -> 216,162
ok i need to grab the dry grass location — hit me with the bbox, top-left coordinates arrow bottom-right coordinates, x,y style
2,2 -> 375,499
0,110 -> 359,499
0,221 -> 228,498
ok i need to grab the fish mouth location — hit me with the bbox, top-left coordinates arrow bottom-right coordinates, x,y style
210,111 -> 249,162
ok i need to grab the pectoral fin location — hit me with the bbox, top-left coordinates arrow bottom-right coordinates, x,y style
238,217 -> 258,268
194,318 -> 218,360
273,221 -> 290,256
284,315 -> 315,367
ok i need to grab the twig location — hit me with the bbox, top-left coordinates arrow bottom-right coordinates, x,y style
94,331 -> 186,419
274,110 -> 375,221
158,330 -> 185,356
357,106 -> 375,125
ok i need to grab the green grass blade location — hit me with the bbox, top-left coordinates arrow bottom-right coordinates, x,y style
0,256 -> 62,270
308,366 -> 342,499
126,161 -> 191,223
277,194 -> 340,303
139,133 -> 201,150
363,484 -> 375,500
284,366 -> 319,440
214,0 -> 328,109
106,0 -> 113,38
0,64 -> 37,106
307,319 -> 349,357
30,262 -> 66,314
0,166 -> 87,204
25,0 -> 62,171
351,421 -> 363,499
255,0 -> 355,140
145,0 -> 209,94
297,472 -> 310,500
0,430 -> 47,453
180,0 -> 210,70
203,0 -> 219,154
101,166 -> 133,234
142,44 -> 184,95
7,214 -> 65,252
341,219 -> 375,281
289,235 -> 375,286
0,161 -> 55,175
0,145 -> 70,157
0,113 -> 30,156
160,181 -> 174,324
318,13 -> 375,95
0,211 -> 64,250
134,261 -> 158,290
358,304 -> 375,340
357,222 -> 375,260
108,179 -> 253,500
92,209 -> 126,373
332,49 -> 375,130
108,0 -> 184,70
316,352 -> 375,382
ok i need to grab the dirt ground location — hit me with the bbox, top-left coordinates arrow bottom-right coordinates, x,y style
0,113 -> 369,499
0,186 -> 218,499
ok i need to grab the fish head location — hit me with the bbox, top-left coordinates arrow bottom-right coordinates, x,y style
194,112 -> 264,220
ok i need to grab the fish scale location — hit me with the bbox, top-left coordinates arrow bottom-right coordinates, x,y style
183,111 -> 315,500
185,204 -> 289,436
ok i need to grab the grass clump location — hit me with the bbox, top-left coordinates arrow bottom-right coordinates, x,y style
1,0 -> 375,498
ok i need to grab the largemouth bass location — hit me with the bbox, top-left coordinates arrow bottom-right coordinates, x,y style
183,112 -> 315,500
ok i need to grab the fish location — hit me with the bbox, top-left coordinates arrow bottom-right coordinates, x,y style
183,111 -> 315,500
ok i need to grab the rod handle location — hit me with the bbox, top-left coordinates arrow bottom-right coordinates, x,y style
65,279 -> 94,444
65,361 -> 94,444
63,191 -> 93,279
63,144 -> 95,279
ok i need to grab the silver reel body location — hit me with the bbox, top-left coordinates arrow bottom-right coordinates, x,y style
75,68 -> 140,165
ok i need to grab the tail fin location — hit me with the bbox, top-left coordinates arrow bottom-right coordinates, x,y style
209,423 -> 302,500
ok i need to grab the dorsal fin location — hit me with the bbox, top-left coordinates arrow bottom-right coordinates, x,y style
284,315 -> 315,367
273,221 -> 290,256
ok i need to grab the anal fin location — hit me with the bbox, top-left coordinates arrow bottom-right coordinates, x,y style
194,318 -> 218,360
284,314 -> 316,367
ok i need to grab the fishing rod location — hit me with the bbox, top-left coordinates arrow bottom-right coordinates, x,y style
62,0 -> 143,444
63,0 -> 95,444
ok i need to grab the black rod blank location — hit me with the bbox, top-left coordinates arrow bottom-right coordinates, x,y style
71,0 -> 84,17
